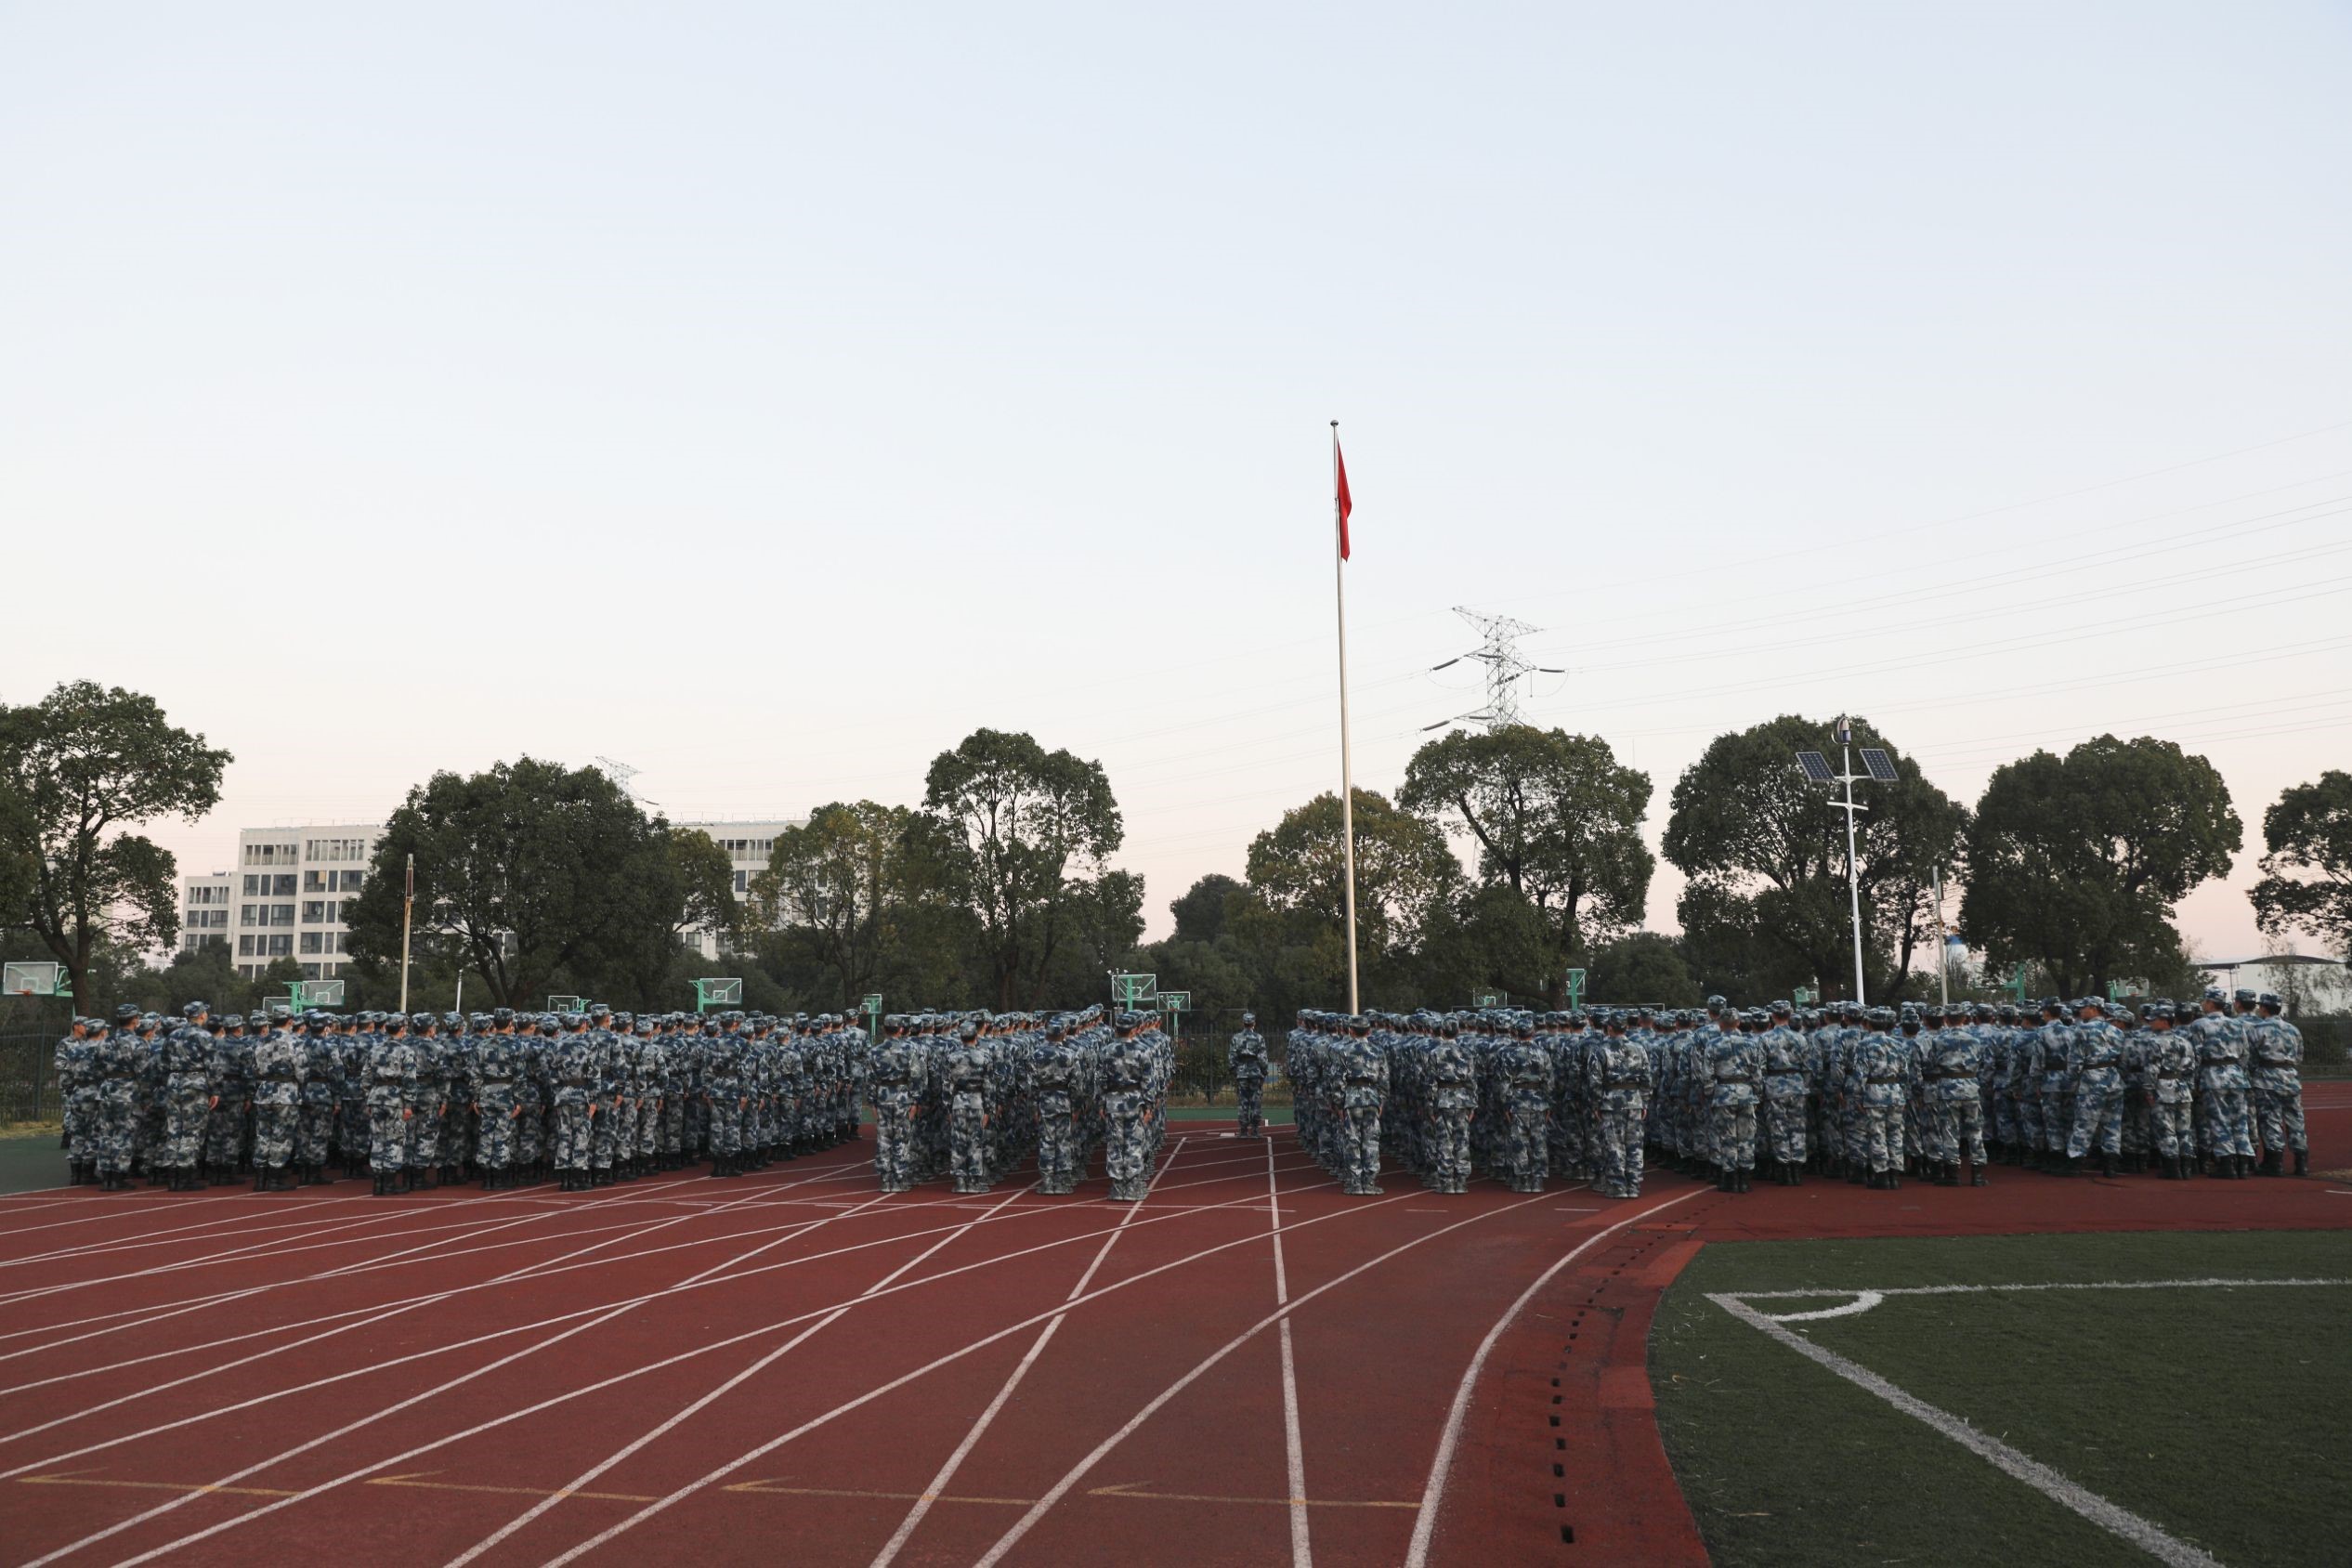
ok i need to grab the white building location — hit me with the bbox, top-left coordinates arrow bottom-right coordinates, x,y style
180,816 -> 801,977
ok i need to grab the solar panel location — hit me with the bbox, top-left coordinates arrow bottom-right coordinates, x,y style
1860,747 -> 1900,782
1795,751 -> 1835,783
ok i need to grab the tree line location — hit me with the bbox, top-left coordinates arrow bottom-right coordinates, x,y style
4,680 -> 2349,1027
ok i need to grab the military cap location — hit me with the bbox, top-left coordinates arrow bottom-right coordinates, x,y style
2232,988 -> 2258,1004
2202,987 -> 2228,1003
181,1000 -> 209,1018
2258,992 -> 2282,1010
114,1002 -> 139,1023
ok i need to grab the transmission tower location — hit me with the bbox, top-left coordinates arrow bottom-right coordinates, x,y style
1423,608 -> 1562,731
595,755 -> 645,802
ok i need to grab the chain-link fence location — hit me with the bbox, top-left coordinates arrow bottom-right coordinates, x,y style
1,1032 -> 60,1125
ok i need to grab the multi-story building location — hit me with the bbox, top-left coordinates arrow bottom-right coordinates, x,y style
181,816 -> 801,977
178,872 -> 233,956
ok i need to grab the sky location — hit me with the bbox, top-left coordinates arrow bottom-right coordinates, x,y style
4,2 -> 2348,970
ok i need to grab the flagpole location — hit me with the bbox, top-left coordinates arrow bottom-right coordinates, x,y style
1332,421 -> 1360,1016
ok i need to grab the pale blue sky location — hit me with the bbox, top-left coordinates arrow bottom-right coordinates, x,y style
6,2 -> 2348,961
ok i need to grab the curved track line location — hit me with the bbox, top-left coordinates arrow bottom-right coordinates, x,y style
1400,1188 -> 1704,1568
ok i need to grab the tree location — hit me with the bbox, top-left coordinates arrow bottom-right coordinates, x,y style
1665,714 -> 1964,1003
1399,725 -> 1653,1004
343,757 -> 691,1008
921,729 -> 1127,1009
1246,788 -> 1460,969
0,682 -> 230,1005
1959,735 -> 2240,998
2251,771 -> 2352,960
1587,932 -> 1705,1009
745,802 -> 919,1007
1170,873 -> 1245,944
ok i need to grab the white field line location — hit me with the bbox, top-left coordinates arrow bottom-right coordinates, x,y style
0,1162 -> 846,1353
0,1162 -> 1326,1485
1740,1274 -> 2352,1323
0,1165 -> 870,1450
0,1152 -> 1317,1405
1389,1187 -> 1707,1568
0,1160 -> 878,1436
965,1188 -> 1581,1568
86,1169 -> 1358,1568
0,1148 -> 1308,1353
21,1176 -> 934,1568
1708,1292 -> 2225,1568
0,1193 -> 373,1252
151,1152 -> 1392,1568
1270,1134 -> 1312,1568
865,1139 -> 1196,1568
450,1162 -> 1065,1568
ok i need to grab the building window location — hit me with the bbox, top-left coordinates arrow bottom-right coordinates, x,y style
239,935 -> 256,957
270,903 -> 295,926
303,870 -> 325,893
271,874 -> 294,896
242,875 -> 259,896
302,901 -> 323,923
338,870 -> 364,892
299,932 -> 323,954
733,870 -> 749,893
266,934 -> 293,957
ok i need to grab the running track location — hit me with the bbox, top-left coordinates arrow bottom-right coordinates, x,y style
1,1087 -> 2345,1567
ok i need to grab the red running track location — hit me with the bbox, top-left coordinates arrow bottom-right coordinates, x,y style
0,1093 -> 2345,1568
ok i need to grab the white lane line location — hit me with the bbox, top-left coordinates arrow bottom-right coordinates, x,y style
0,1193 -> 360,1250
967,1189 -> 1571,1568
1708,1292 -> 2225,1568
0,1162 -> 868,1436
0,1154 -> 1303,1444
1,1161 -> 1333,1516
441,1179 -> 1012,1568
1729,1275 -> 2352,1300
1401,1188 -> 1714,1568
0,1203 -> 466,1308
22,1172 -> 926,1568
865,1139 -> 1195,1568
1270,1135 -> 1312,1568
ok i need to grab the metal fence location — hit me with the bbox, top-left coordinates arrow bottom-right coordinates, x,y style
1,1032 -> 59,1124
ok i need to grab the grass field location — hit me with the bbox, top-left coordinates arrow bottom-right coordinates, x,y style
1651,1229 -> 2352,1568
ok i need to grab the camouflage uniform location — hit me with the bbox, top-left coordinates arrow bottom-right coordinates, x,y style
867,1022 -> 919,1193
1228,1022 -> 1269,1138
1758,1007 -> 1810,1183
1704,1013 -> 1764,1192
366,1021 -> 420,1196
2244,997 -> 2306,1176
1850,1012 -> 1908,1187
1584,1016 -> 1651,1198
2189,994 -> 2254,1176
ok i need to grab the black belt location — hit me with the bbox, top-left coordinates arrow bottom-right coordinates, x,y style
1601,1079 -> 1645,1090
1866,1076 -> 1903,1084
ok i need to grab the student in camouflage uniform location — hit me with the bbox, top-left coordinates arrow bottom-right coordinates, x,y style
1100,1013 -> 1160,1201
2141,1002 -> 2199,1179
550,1013 -> 599,1191
2189,987 -> 2254,1178
1496,1018 -> 1552,1194
1703,1010 -> 1764,1194
1425,1017 -> 1476,1195
1228,1013 -> 1269,1138
154,1001 -> 214,1192
867,1016 -> 919,1193
1757,1001 -> 1810,1185
944,1020 -> 992,1195
294,1013 -> 342,1185
1922,1000 -> 1990,1185
56,1019 -> 100,1185
249,1015 -> 305,1193
1850,1009 -> 1908,1190
2244,991 -> 2306,1176
1584,1012 -> 1651,1198
2062,1000 -> 2127,1176
365,1014 -> 419,1196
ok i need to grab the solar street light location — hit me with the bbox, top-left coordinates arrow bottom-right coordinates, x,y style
1793,716 -> 1888,1004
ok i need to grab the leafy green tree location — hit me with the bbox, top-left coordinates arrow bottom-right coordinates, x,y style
1665,714 -> 1963,1003
921,728 -> 1127,1009
2251,771 -> 2352,960
1959,736 -> 2240,998
1246,788 -> 1459,966
1587,931 -> 1705,1009
344,757 -> 692,1008
1399,725 -> 1653,1004
1169,873 -> 1244,944
0,682 -> 230,1005
745,802 -> 917,1007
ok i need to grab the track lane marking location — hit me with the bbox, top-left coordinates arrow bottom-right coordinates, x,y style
866,1139 -> 1194,1568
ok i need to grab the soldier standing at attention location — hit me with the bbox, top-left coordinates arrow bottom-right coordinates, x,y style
1497,1017 -> 1552,1194
366,1014 -> 419,1196
57,1018 -> 99,1185
1757,1001 -> 1809,1186
946,1020 -> 992,1195
156,1002 -> 213,1193
550,1013 -> 599,1191
1338,1014 -> 1390,1196
2244,991 -> 2306,1176
2142,1003 -> 2199,1180
1705,1010 -> 1765,1194
1425,1017 -> 1476,1195
2189,987 -> 2254,1178
1101,1013 -> 1157,1201
868,1016 -> 919,1193
1852,1009 -> 1908,1190
1229,1013 -> 1269,1138
1584,1012 -> 1652,1199
2063,1000 -> 2127,1178
249,1013 -> 306,1193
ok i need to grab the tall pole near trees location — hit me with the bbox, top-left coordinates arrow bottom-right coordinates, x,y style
1332,422 -> 1359,1016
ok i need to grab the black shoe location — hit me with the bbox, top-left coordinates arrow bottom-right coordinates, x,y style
1970,1163 -> 1988,1187
1886,1169 -> 1901,1190
2100,1153 -> 2118,1179
2257,1151 -> 2281,1177
2294,1150 -> 2310,1177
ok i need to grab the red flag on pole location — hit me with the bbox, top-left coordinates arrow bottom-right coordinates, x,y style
1335,439 -> 1352,560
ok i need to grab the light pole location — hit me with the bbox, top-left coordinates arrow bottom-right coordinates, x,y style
1797,719 -> 1899,1006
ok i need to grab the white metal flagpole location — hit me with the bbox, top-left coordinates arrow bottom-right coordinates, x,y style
1332,422 -> 1360,1016
399,852 -> 415,1014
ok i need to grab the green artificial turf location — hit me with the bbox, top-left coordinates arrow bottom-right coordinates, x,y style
1652,1230 -> 2352,1568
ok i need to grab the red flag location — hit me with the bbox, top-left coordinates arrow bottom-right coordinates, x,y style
1335,439 -> 1352,560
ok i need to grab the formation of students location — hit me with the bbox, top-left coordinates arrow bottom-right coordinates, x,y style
53,1001 -> 868,1194
1273,986 -> 2307,1199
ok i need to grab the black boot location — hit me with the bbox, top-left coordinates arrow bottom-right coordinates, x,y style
1789,1160 -> 1803,1187
2257,1151 -> 2281,1177
2294,1150 -> 2310,1177
2099,1152 -> 2118,1178
1970,1160 -> 1988,1187
2059,1156 -> 2082,1178
1885,1169 -> 1901,1190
